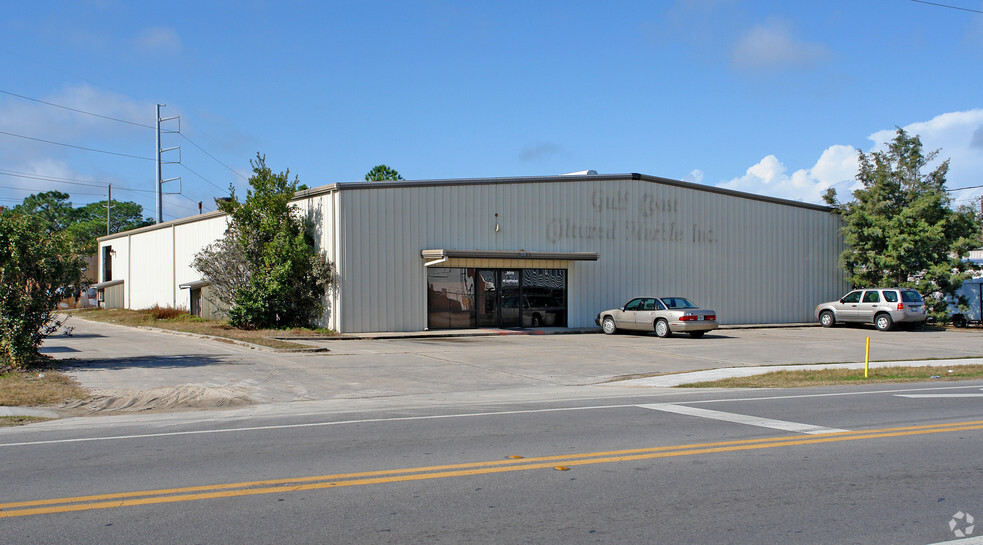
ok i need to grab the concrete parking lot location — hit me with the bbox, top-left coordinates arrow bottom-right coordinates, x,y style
30,316 -> 983,417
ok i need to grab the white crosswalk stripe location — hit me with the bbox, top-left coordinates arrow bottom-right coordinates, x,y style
637,403 -> 849,434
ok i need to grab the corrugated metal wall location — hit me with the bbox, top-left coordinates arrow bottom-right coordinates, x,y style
338,178 -> 847,332
173,216 -> 230,308
97,176 -> 846,332
98,214 -> 228,312
126,227 -> 175,309
292,191 -> 339,331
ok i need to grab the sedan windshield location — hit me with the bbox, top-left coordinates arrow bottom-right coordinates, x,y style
660,297 -> 697,309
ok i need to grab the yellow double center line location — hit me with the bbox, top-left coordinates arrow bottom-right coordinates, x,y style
3,419 -> 982,519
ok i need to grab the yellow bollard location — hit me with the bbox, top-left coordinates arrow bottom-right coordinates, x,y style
864,337 -> 870,378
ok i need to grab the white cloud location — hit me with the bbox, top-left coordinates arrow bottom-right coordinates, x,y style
714,109 -> 983,207
716,145 -> 859,204
683,169 -> 704,183
135,27 -> 183,53
0,158 -> 107,201
1,85 -> 151,148
731,19 -> 830,72
868,109 -> 983,206
0,86 -> 153,206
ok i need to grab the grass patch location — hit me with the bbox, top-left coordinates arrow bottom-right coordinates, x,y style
0,367 -> 88,407
73,308 -> 334,350
679,364 -> 983,388
0,416 -> 53,427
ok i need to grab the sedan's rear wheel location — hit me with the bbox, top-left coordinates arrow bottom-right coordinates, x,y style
654,319 -> 671,338
874,313 -> 894,331
602,316 -> 617,335
819,310 -> 835,328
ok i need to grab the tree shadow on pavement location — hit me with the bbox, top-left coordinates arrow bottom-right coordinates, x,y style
61,354 -> 234,371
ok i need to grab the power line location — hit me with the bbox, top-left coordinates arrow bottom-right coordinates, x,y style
0,184 -> 105,197
0,89 -> 155,129
2,88 -> 247,181
910,0 -> 983,14
2,88 -> 247,184
948,184 -> 983,192
0,130 -> 154,161
179,133 -> 249,181
1,88 -> 240,214
0,168 -> 154,193
179,162 -> 230,193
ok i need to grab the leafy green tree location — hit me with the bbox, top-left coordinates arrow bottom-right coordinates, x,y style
826,128 -> 980,321
0,210 -> 85,370
12,190 -> 77,232
12,191 -> 152,255
68,200 -> 153,255
364,164 -> 403,181
193,153 -> 333,329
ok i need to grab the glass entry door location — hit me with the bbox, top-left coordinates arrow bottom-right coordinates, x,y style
476,270 -> 498,327
498,270 -> 522,328
475,269 -> 535,328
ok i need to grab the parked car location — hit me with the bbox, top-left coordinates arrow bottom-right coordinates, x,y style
595,296 -> 717,338
501,294 -> 563,327
815,288 -> 927,331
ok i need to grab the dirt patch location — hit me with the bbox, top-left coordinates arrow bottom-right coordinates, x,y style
60,384 -> 255,414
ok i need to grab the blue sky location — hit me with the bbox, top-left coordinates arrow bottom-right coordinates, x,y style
2,0 -> 982,222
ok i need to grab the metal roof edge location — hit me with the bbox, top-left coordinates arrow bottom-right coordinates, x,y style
97,171 -> 837,242
312,173 -> 836,213
632,174 -> 837,213
327,173 -> 637,191
97,209 -> 227,242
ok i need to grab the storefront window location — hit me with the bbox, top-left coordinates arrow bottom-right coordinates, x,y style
427,268 -> 475,328
427,267 -> 566,329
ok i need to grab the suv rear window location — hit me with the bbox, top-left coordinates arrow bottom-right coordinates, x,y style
901,290 -> 923,303
883,291 -> 898,303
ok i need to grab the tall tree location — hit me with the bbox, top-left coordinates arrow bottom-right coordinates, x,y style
12,190 -> 77,232
364,164 -> 403,181
0,209 -> 84,370
826,128 -> 980,320
193,153 -> 333,329
69,200 -> 153,255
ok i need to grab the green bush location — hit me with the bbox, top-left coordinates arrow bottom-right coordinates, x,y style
194,154 -> 333,330
0,211 -> 84,371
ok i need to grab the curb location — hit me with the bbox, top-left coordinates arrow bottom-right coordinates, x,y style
60,314 -> 328,353
0,406 -> 61,419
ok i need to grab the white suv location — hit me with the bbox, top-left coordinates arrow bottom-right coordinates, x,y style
815,288 -> 928,331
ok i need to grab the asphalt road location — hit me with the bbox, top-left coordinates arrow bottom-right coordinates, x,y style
3,383 -> 983,544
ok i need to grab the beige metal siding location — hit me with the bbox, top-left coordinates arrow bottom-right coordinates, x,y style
337,179 -> 846,332
174,216 -> 229,310
103,282 -> 125,309
199,286 -> 227,320
292,191 -> 339,330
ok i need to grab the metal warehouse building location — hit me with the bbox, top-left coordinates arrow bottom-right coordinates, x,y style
96,172 -> 849,333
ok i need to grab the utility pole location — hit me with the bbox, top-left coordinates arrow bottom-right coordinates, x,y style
156,104 -> 162,223
107,184 -> 112,235
155,104 -> 182,224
